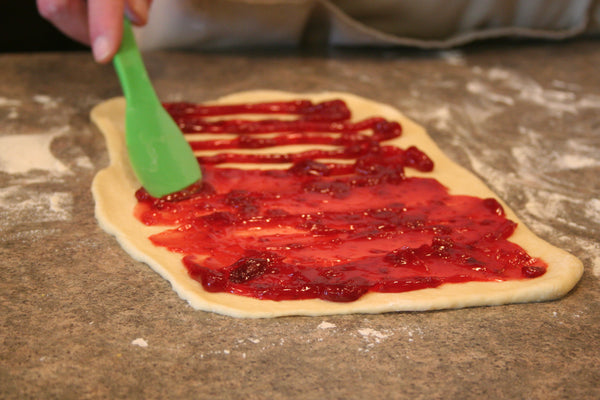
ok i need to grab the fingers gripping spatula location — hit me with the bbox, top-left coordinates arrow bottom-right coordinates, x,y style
113,20 -> 201,197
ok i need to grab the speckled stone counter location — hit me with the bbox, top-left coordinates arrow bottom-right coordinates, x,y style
1,40 -> 599,399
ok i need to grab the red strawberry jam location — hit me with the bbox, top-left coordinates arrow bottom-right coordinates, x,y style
134,99 -> 546,302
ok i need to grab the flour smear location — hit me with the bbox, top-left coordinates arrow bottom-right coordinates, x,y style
0,119 -> 88,238
0,128 -> 70,175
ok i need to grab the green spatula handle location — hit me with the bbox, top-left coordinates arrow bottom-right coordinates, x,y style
113,20 -> 158,109
112,20 -> 201,197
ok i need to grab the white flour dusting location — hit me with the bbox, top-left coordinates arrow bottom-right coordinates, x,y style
426,105 -> 453,132
0,96 -> 22,120
0,126 -> 79,233
49,192 -> 73,216
553,153 -> 599,170
357,327 -> 392,352
357,328 -> 390,343
74,155 -> 95,170
586,199 -> 600,224
131,338 -> 148,347
551,80 -> 581,91
317,321 -> 336,330
0,97 -> 21,107
33,94 -> 61,109
476,66 -> 600,115
466,81 -> 514,106
398,325 -> 424,343
0,128 -> 70,175
439,50 -> 466,66
592,257 -> 600,278
0,189 -> 73,228
1,228 -> 61,243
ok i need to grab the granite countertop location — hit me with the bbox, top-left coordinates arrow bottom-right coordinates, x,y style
1,40 -> 599,399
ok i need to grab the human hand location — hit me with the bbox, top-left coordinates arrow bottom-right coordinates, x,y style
37,0 -> 152,63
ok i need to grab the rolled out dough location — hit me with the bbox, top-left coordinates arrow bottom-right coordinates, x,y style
91,90 -> 583,318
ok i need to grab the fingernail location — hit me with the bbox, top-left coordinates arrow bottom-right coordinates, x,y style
93,36 -> 112,63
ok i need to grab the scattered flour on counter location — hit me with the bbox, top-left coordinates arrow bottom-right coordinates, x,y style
399,101 -> 459,137
0,97 -> 21,107
462,146 -> 513,197
426,105 -> 453,132
476,66 -> 600,115
0,96 -> 21,119
0,128 -> 70,175
131,338 -> 148,347
577,94 -> 600,109
74,155 -> 95,170
519,86 -> 577,114
398,326 -> 424,343
49,192 -> 73,216
357,328 -> 390,343
317,321 -> 336,330
438,50 -> 466,66
0,189 -> 73,227
572,236 -> 600,278
1,228 -> 62,243
592,257 -> 600,278
551,80 -> 581,91
0,127 -> 81,233
466,81 -> 514,106
553,153 -> 599,170
33,94 -> 61,109
586,199 -> 600,224
357,327 -> 392,353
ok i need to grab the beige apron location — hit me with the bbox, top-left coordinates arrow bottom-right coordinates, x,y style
137,0 -> 600,49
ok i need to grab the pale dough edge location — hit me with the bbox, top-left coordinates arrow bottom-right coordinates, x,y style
91,90 -> 584,318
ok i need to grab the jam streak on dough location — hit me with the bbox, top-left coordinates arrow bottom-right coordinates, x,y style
135,99 -> 547,302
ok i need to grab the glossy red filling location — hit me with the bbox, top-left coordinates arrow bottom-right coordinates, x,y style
135,99 -> 546,302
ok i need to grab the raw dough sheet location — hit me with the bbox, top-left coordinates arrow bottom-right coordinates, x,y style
91,90 -> 583,317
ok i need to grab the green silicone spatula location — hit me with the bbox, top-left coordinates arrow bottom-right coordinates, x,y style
113,19 -> 201,197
